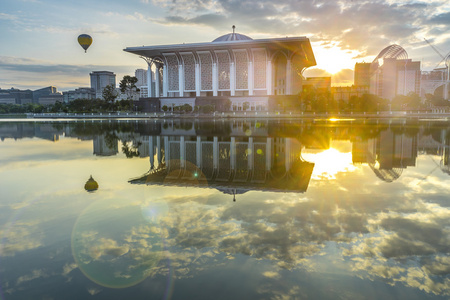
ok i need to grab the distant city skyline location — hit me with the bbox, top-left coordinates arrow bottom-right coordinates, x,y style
1,0 -> 449,90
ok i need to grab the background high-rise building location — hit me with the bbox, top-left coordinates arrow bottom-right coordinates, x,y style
33,86 -> 57,103
90,71 -> 116,99
354,63 -> 371,88
135,69 -> 147,87
63,87 -> 95,102
368,45 -> 421,100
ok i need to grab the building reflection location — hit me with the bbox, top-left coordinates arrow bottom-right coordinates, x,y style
93,134 -> 118,156
130,135 -> 315,194
353,128 -> 418,182
1,120 -> 450,182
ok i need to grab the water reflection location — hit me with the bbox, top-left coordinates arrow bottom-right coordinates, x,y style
0,119 -> 449,299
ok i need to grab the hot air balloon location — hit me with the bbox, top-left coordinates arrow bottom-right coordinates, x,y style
78,34 -> 92,53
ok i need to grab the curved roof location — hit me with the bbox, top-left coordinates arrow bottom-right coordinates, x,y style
371,44 -> 408,70
212,33 -> 253,42
369,163 -> 403,182
374,44 -> 408,61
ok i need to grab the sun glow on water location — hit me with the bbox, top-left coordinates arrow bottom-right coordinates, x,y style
302,146 -> 356,179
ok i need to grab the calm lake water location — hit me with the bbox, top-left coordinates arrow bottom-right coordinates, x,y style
0,118 -> 449,299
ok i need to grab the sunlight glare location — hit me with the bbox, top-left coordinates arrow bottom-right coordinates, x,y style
312,42 -> 360,74
302,146 -> 356,179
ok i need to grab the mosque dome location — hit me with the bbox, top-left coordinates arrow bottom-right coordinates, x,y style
212,25 -> 252,42
84,175 -> 99,192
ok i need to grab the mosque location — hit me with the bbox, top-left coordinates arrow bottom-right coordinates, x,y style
124,26 -> 316,112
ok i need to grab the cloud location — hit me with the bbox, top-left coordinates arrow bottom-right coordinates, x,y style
0,56 -> 131,75
262,271 -> 280,279
0,13 -> 18,21
87,287 -> 102,295
62,263 -> 78,276
148,0 -> 449,59
0,221 -> 44,257
0,56 -> 137,90
428,12 -> 450,25
16,269 -> 48,286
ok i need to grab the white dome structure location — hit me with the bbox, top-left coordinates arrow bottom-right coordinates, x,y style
212,25 -> 253,42
212,33 -> 253,42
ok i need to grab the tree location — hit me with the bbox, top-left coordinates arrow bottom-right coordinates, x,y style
391,92 -> 421,110
119,76 -> 139,100
243,102 -> 250,111
182,103 -> 192,113
201,105 -> 214,114
162,105 -> 168,112
425,93 -> 450,107
224,99 -> 232,111
102,84 -> 118,103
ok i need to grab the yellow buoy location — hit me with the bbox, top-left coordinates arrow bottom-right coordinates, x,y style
84,175 -> 98,192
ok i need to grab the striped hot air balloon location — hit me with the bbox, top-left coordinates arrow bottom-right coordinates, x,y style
78,34 -> 92,53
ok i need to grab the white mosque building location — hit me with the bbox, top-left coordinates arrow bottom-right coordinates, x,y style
124,27 -> 316,111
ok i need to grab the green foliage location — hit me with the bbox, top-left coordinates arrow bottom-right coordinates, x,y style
424,93 -> 450,107
0,103 -> 45,114
121,140 -> 141,158
224,99 -> 232,111
102,85 -> 118,103
119,76 -> 139,100
301,87 -> 331,112
391,92 -> 422,110
181,103 -> 192,113
162,105 -> 168,112
200,105 -> 214,114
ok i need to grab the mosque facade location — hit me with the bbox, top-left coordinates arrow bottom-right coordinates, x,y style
124,29 -> 316,111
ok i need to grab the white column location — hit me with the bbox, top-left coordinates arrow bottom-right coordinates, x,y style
266,138 -> 272,171
212,63 -> 218,96
163,65 -> 168,97
178,64 -> 184,97
195,64 -> 201,96
157,136 -> 162,166
196,136 -> 201,168
266,61 -> 272,95
180,136 -> 185,167
445,82 -> 449,101
164,136 -> 170,168
147,63 -> 153,97
248,61 -> 254,96
155,66 -> 160,98
230,62 -> 236,96
285,138 -> 291,172
149,136 -> 154,169
248,137 -> 253,170
286,59 -> 292,95
213,136 -> 219,169
444,65 -> 449,100
230,137 -> 236,170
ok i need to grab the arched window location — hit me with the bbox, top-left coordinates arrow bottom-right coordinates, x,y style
165,54 -> 179,92
181,53 -> 196,91
253,49 -> 266,89
234,50 -> 248,90
216,51 -> 230,90
199,52 -> 213,91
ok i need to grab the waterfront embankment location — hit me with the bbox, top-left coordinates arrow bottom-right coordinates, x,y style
1,111 -> 450,121
14,111 -> 450,120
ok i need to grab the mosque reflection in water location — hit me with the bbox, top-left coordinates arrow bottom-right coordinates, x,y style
2,119 -> 450,186
86,119 -> 450,186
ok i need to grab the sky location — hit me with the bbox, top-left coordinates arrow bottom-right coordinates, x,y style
0,0 -> 449,91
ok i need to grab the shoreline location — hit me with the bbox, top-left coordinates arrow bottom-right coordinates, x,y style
0,111 -> 450,121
